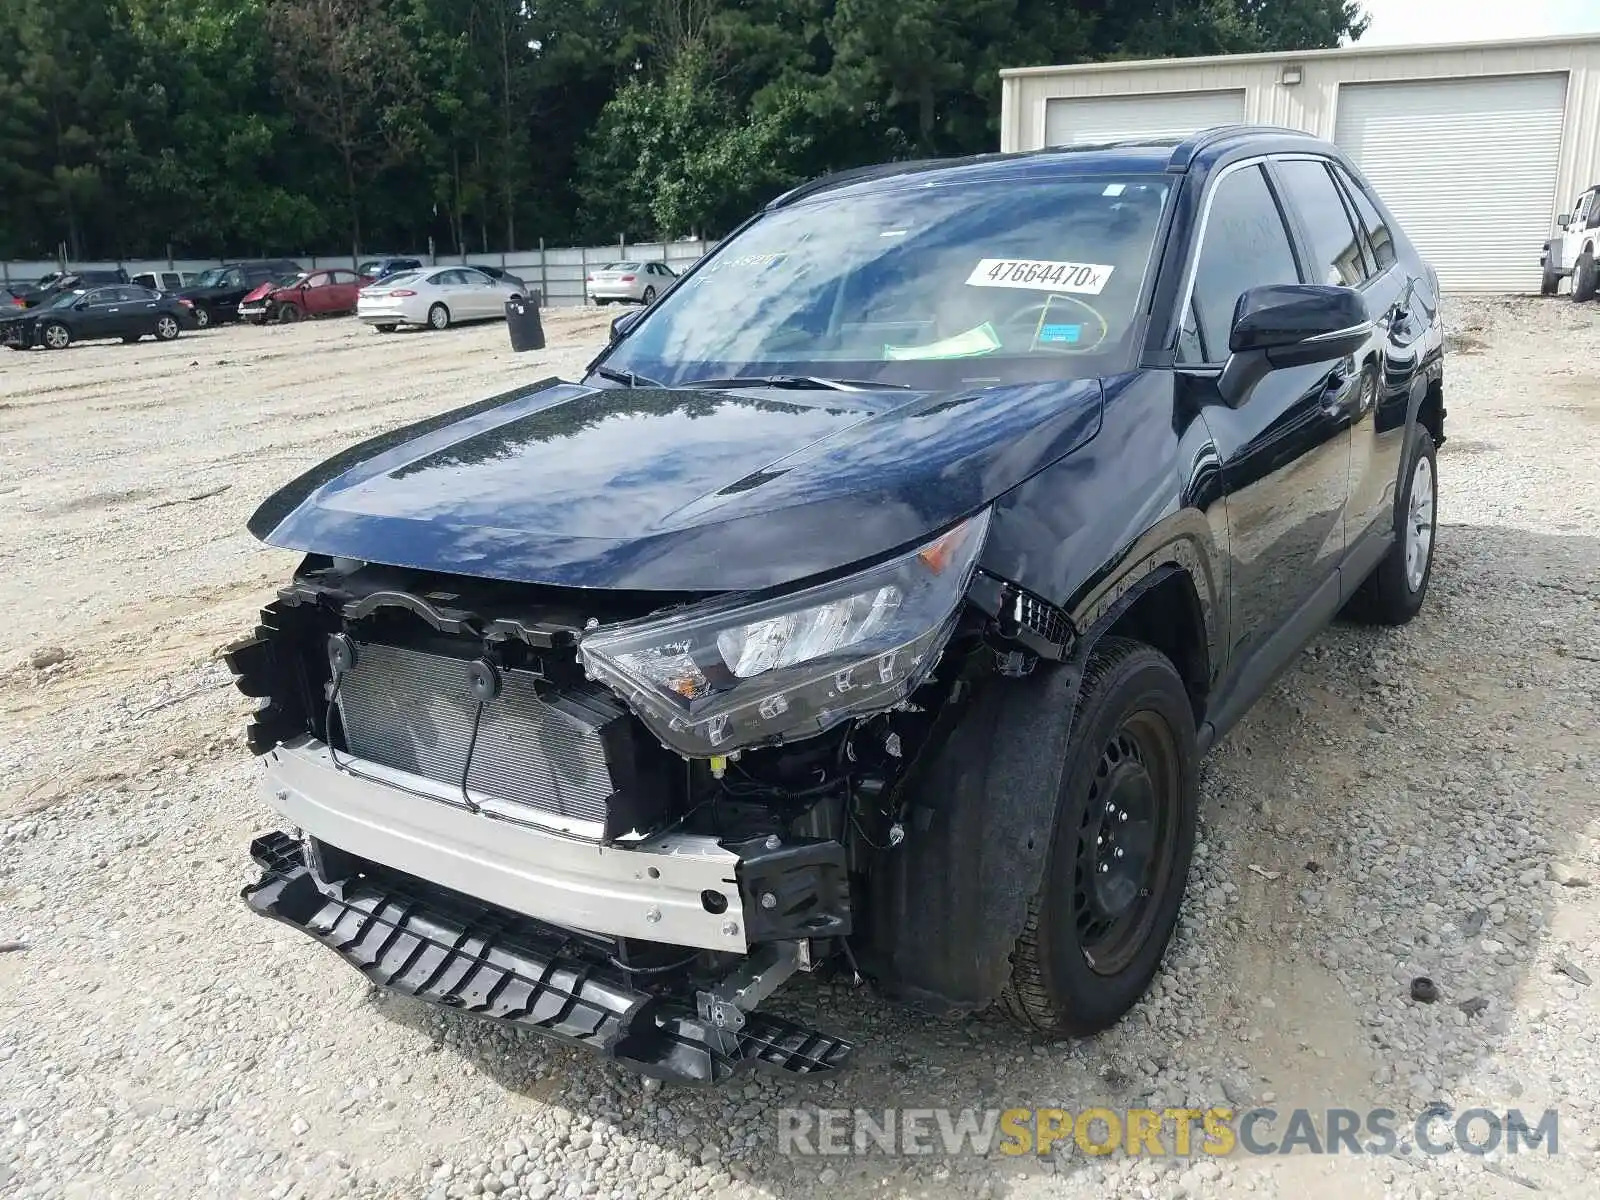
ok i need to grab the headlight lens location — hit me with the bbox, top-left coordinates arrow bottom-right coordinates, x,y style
578,510 -> 991,756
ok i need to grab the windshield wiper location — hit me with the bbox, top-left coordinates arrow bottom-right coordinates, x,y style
677,374 -> 911,392
593,365 -> 665,388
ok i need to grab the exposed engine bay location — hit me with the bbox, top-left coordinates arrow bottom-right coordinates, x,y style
229,542 -> 1073,1082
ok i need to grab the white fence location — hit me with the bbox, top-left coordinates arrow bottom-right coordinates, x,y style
0,238 -> 714,307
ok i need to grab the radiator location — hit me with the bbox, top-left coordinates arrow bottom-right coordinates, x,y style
334,641 -> 621,827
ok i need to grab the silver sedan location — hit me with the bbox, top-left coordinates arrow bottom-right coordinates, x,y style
356,267 -> 525,332
585,261 -> 677,305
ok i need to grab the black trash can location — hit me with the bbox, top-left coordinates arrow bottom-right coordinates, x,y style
505,290 -> 545,352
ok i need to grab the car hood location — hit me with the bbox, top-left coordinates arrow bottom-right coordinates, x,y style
249,376 -> 1103,591
241,283 -> 277,303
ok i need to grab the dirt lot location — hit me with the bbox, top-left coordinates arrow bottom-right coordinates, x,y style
1,299 -> 1597,1200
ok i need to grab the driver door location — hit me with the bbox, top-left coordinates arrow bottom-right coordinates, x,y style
460,269 -> 496,318
1176,161 -> 1355,682
300,272 -> 331,315
75,288 -> 126,340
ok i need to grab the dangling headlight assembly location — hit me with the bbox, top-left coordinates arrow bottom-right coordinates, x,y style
578,510 -> 992,757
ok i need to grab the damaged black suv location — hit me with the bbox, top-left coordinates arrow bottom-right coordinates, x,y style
230,126 -> 1445,1084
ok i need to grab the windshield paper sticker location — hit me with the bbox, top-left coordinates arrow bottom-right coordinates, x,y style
966,259 -> 1114,295
1038,323 -> 1082,344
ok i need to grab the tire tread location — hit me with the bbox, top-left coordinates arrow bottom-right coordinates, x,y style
1000,636 -> 1182,1035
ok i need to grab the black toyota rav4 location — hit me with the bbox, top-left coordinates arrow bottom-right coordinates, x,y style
230,126 -> 1445,1083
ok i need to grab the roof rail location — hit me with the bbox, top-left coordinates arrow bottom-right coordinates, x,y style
1166,124 -> 1321,171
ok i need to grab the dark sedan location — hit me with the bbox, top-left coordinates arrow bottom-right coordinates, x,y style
2,285 -> 192,350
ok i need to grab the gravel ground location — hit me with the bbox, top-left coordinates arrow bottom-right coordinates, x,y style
1,297 -> 1597,1200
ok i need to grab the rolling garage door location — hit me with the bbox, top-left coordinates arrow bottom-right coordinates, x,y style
1335,74 -> 1567,292
1044,90 -> 1246,147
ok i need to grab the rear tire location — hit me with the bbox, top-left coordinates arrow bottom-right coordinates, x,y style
1573,250 -> 1597,302
1344,427 -> 1437,626
427,303 -> 450,330
642,286 -> 656,304
1001,637 -> 1197,1037
375,324 -> 397,334
193,306 -> 211,329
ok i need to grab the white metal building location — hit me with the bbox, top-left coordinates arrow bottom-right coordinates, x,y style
999,34 -> 1600,291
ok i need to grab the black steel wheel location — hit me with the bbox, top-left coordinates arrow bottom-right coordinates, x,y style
1071,711 -> 1183,975
1002,636 -> 1197,1036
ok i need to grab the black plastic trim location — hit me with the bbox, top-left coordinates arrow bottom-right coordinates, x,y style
243,833 -> 853,1084
728,836 -> 852,941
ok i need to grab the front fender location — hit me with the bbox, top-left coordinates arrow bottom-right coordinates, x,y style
864,657 -> 1084,1012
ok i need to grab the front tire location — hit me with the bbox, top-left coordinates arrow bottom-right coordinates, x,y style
1541,262 -> 1561,296
1345,427 -> 1438,625
427,303 -> 451,330
1573,250 -> 1597,302
155,315 -> 180,341
1001,637 -> 1197,1037
41,322 -> 72,350
276,303 -> 301,324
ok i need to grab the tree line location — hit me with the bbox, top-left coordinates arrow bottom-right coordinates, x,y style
0,0 -> 1368,262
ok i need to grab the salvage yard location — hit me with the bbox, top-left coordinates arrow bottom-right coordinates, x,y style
1,297 -> 1598,1200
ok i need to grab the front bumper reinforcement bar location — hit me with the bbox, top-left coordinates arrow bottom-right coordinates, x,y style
242,832 -> 854,1084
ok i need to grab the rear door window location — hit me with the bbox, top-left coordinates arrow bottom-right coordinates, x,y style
1330,164 -> 1398,272
1274,159 -> 1370,288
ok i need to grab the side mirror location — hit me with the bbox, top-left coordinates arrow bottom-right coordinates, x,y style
1218,284 -> 1370,407
1557,213 -> 1572,226
610,310 -> 642,342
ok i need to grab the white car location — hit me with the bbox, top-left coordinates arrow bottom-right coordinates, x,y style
1542,184 -> 1600,300
357,267 -> 525,332
585,260 -> 676,305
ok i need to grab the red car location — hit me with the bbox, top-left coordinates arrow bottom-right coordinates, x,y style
237,269 -> 364,324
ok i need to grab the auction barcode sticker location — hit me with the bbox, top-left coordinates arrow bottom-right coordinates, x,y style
965,259 -> 1114,295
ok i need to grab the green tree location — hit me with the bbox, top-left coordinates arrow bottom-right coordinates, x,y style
265,0 -> 422,258
577,49 -> 809,239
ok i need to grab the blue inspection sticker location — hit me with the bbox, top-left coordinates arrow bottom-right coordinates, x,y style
1038,323 -> 1082,344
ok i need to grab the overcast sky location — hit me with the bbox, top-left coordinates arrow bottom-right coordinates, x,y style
1358,0 -> 1600,45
